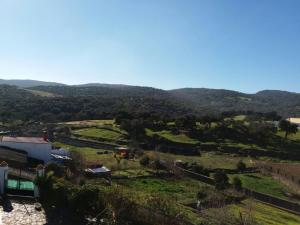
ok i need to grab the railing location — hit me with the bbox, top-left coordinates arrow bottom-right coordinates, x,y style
175,166 -> 300,215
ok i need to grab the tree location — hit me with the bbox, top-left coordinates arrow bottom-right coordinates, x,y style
175,115 -> 197,130
236,160 -> 246,172
279,120 -> 298,139
45,162 -> 65,177
140,155 -> 150,167
213,171 -> 229,190
232,177 -> 242,191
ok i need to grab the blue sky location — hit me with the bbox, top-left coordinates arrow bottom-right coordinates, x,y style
0,0 -> 299,92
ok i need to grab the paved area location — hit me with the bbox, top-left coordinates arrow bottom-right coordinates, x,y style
0,200 -> 47,225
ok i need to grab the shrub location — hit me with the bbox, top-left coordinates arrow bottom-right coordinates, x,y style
232,177 -> 242,191
214,171 -> 229,190
236,160 -> 246,172
45,162 -> 65,177
140,155 -> 150,167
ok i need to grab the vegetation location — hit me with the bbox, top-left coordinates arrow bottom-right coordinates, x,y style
73,127 -> 126,141
229,173 -> 298,201
279,119 -> 298,139
213,171 -> 230,190
1,83 -> 300,224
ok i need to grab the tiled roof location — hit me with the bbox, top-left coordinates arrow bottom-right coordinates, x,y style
0,136 -> 49,144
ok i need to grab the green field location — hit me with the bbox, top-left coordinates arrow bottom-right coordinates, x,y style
146,129 -> 199,144
230,173 -> 297,201
58,119 -> 115,126
73,127 -> 126,141
120,177 -> 205,203
230,199 -> 300,225
152,151 -> 252,169
277,130 -> 300,141
53,142 -> 138,169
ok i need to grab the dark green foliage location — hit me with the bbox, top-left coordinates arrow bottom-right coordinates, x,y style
189,162 -> 209,176
213,171 -> 230,190
196,191 -> 207,200
175,115 -> 196,130
1,85 -> 300,124
70,184 -> 103,218
232,177 -> 242,191
140,155 -> 150,167
236,160 -> 246,172
45,162 -> 65,177
279,119 -> 298,139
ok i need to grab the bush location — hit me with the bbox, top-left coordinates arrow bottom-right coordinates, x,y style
214,171 -> 229,190
232,177 -> 242,191
189,162 -> 210,176
45,162 -> 65,177
140,155 -> 150,167
236,160 -> 246,172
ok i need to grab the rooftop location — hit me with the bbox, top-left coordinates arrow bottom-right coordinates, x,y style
0,136 -> 49,144
287,118 -> 300,124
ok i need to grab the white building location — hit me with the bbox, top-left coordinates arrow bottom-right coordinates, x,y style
287,118 -> 300,127
0,136 -> 52,163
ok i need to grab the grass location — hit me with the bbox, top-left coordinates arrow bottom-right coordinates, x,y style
118,177 -> 206,224
229,173 -> 297,201
24,89 -> 57,97
73,127 -> 125,141
58,119 -> 115,126
53,142 -> 139,169
230,199 -> 300,225
234,115 -> 247,121
277,130 -> 300,142
150,151 -> 252,169
146,129 -> 199,144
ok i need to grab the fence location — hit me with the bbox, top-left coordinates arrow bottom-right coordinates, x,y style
55,135 -> 119,150
175,166 -> 300,215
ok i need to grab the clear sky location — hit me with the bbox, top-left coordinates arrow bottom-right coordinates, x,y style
0,0 -> 299,93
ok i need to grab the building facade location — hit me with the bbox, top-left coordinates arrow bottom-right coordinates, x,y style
0,137 -> 52,163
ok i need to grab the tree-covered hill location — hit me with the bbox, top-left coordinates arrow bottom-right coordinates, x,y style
169,88 -> 300,117
0,79 -> 65,87
0,84 -> 300,123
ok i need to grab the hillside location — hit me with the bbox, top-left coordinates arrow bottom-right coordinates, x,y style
32,85 -> 300,118
0,83 -> 300,123
0,79 -> 65,87
169,88 -> 300,117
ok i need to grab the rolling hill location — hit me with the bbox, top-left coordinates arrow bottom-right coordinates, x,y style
0,79 -> 300,122
0,79 -> 65,87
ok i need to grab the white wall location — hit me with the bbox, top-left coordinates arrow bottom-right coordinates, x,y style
0,142 -> 52,163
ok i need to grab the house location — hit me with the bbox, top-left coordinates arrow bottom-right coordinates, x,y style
0,136 -> 52,163
287,118 -> 300,127
85,165 -> 111,177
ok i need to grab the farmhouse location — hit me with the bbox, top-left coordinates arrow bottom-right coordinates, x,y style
0,136 -> 52,163
287,118 -> 300,127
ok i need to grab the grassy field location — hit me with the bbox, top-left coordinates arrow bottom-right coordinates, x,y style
73,127 -> 126,141
58,119 -> 115,126
229,173 -> 297,201
53,142 -> 139,169
150,151 -> 252,169
119,177 -> 205,203
146,129 -> 199,144
116,176 -> 206,224
24,89 -> 58,97
277,130 -> 300,142
230,199 -> 300,225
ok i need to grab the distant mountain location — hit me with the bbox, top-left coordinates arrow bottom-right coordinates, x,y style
0,79 -> 66,88
0,80 -> 300,121
28,85 -> 300,118
74,83 -> 132,88
169,88 -> 300,117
